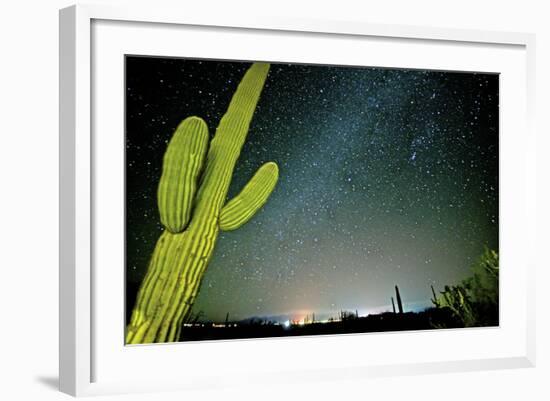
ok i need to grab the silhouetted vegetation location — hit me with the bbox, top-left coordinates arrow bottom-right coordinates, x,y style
177,309 -> 462,342
431,248 -> 499,327
339,310 -> 359,321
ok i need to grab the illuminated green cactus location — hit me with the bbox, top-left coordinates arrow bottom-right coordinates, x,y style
126,63 -> 279,344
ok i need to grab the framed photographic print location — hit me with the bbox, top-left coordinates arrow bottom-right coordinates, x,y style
59,4 -> 536,397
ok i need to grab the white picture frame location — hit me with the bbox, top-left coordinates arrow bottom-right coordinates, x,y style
59,4 -> 536,397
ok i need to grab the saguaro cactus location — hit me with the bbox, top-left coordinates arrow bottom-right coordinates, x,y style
430,284 -> 440,307
395,285 -> 404,314
126,63 -> 279,344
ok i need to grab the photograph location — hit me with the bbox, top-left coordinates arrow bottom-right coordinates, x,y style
124,56 -> 499,345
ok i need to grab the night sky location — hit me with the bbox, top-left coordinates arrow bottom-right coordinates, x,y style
125,56 -> 498,323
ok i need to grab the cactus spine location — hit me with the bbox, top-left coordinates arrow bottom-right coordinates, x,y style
126,63 -> 279,344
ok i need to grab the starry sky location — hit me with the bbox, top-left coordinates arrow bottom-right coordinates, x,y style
125,56 -> 499,323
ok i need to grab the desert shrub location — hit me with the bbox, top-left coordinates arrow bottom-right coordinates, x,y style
435,248 -> 499,327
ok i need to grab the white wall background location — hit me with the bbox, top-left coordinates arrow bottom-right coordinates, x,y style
0,0 -> 547,399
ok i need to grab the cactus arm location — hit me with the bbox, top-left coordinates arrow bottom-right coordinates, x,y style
220,161 -> 279,231
157,116 -> 209,233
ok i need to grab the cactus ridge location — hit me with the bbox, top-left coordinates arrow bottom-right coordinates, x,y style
126,63 -> 278,344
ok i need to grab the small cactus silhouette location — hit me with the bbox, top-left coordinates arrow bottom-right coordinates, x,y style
430,284 -> 440,307
395,285 -> 404,313
126,63 -> 279,344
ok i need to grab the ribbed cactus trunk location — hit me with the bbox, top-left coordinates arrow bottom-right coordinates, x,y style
126,63 -> 279,344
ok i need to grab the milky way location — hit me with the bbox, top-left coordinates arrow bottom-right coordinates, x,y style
125,57 -> 498,322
